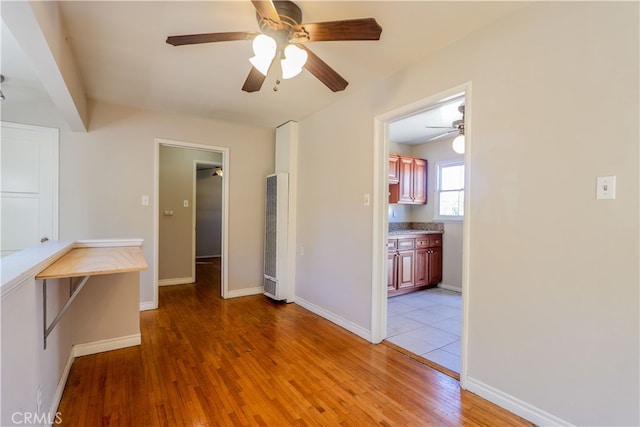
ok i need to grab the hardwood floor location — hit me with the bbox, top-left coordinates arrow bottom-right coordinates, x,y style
57,259 -> 531,426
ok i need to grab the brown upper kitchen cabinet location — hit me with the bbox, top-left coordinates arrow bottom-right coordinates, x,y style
388,154 -> 427,204
388,154 -> 400,184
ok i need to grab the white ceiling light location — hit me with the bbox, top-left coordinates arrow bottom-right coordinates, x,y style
452,128 -> 465,154
281,44 -> 308,79
249,34 -> 277,76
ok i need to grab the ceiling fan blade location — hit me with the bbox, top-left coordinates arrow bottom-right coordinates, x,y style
425,126 -> 456,129
251,0 -> 283,30
242,66 -> 268,93
292,18 -> 382,42
427,130 -> 458,142
299,45 -> 348,92
166,32 -> 259,46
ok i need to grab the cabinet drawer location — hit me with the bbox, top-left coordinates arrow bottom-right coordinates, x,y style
387,239 -> 398,251
397,238 -> 415,250
415,237 -> 429,248
428,235 -> 443,247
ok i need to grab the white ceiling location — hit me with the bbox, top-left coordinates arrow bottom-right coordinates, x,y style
389,94 -> 464,145
1,1 -> 528,130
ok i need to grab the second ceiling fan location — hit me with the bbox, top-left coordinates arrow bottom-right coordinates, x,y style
166,0 -> 382,93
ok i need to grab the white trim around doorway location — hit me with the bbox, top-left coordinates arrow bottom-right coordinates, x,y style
153,138 -> 230,309
371,82 -> 472,388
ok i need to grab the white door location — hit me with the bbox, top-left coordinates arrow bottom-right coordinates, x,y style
1,122 -> 59,256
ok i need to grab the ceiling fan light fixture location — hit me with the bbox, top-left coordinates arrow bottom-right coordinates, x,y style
249,34 -> 277,75
452,133 -> 465,154
281,44 -> 308,79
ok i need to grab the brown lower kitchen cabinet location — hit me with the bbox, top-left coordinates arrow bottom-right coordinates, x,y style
388,233 -> 442,297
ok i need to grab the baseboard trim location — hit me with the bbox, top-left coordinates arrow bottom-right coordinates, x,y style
465,377 -> 572,426
196,255 -> 221,259
225,286 -> 264,299
73,334 -> 141,357
158,277 -> 193,287
438,283 -> 462,293
295,296 -> 372,342
48,349 -> 74,422
139,301 -> 156,311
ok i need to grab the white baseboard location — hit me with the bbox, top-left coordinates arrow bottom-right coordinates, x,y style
48,349 -> 74,424
73,334 -> 141,357
465,377 -> 572,426
295,296 -> 372,342
139,301 -> 156,311
438,283 -> 462,293
158,277 -> 193,287
196,255 -> 221,259
225,286 -> 264,299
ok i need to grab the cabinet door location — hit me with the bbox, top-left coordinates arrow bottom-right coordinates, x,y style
388,155 -> 400,184
387,252 -> 398,291
415,248 -> 428,287
397,250 -> 415,289
412,158 -> 427,204
427,247 -> 443,285
398,157 -> 414,203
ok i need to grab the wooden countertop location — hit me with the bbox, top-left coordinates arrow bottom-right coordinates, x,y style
36,246 -> 148,280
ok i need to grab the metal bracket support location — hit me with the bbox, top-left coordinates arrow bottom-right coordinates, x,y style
43,275 -> 90,349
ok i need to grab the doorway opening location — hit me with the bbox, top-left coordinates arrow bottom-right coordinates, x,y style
154,139 -> 229,309
372,83 -> 471,384
195,161 -> 224,292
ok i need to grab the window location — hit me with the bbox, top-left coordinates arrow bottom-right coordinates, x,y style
436,161 -> 464,219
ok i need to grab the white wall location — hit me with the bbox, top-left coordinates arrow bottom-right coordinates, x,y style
2,100 -> 274,304
296,2 -> 638,425
1,274 -> 71,426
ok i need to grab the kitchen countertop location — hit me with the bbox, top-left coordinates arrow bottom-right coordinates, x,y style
388,230 -> 443,236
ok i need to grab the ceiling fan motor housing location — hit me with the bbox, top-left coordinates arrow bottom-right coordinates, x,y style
257,0 -> 303,46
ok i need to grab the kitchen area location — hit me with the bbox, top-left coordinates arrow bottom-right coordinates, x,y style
385,94 -> 465,376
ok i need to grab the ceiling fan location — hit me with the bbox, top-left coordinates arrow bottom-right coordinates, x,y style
166,0 -> 382,93
425,105 -> 465,142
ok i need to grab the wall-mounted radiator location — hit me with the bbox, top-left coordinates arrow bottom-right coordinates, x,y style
264,173 -> 291,302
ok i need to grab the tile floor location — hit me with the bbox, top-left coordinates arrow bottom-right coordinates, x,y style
387,287 -> 462,373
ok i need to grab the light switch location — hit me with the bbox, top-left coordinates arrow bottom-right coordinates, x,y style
183,200 -> 189,207
141,195 -> 149,206
363,193 -> 370,206
596,176 -> 616,200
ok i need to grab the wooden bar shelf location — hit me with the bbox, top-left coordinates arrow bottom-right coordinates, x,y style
36,246 -> 147,349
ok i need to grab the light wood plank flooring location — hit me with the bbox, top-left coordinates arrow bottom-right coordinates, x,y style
57,259 -> 531,426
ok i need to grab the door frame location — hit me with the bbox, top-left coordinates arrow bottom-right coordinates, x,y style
154,138 -> 229,307
371,82 -> 472,387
